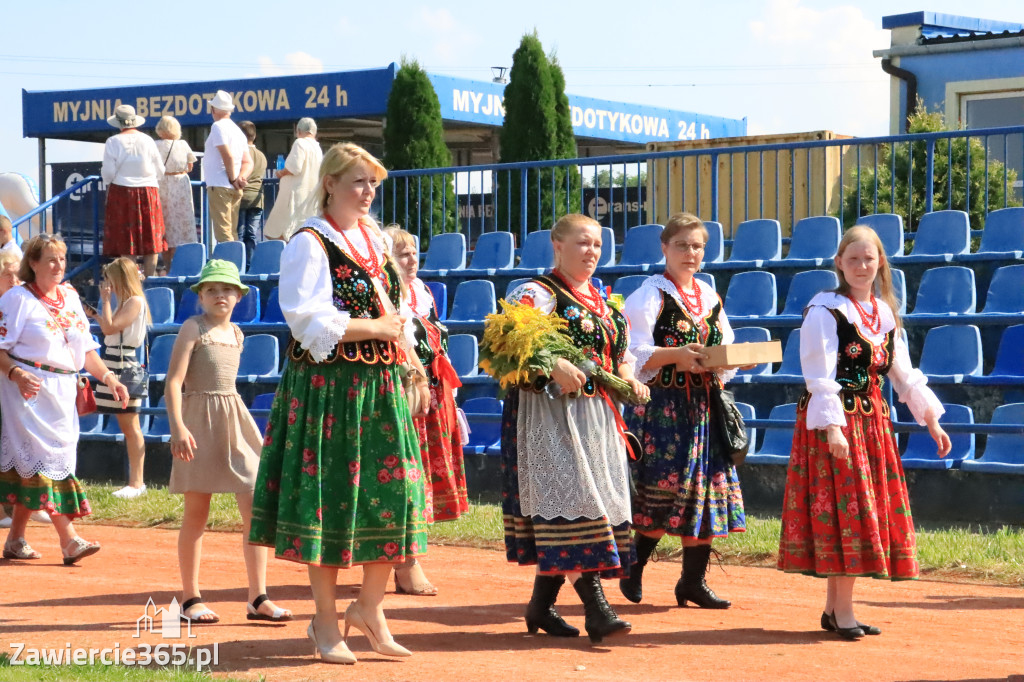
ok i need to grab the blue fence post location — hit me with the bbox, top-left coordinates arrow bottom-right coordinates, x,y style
925,139 -> 935,213
709,152 -> 719,223
92,179 -> 100,283
519,168 -> 528,245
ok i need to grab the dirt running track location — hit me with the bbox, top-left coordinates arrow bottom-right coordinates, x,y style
1,523 -> 1022,682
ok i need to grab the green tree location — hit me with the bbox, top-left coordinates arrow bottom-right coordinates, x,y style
381,58 -> 457,242
841,106 -> 1019,232
498,32 -> 561,232
550,56 -> 582,216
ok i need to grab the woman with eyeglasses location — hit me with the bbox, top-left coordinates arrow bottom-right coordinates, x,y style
619,212 -> 746,609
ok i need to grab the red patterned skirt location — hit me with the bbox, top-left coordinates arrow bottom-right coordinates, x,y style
777,392 -> 918,580
103,184 -> 167,256
413,373 -> 469,522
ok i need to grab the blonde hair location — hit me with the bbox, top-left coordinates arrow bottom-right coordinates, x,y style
835,225 -> 902,331
551,213 -> 601,243
19,234 -> 67,283
384,225 -> 417,253
315,142 -> 387,217
661,212 -> 709,245
0,250 -> 20,274
0,215 -> 12,235
155,116 -> 181,140
102,257 -> 151,325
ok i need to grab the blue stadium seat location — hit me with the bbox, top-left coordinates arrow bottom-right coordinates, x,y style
704,221 -> 724,264
238,334 -> 279,380
102,409 -> 149,441
908,266 -> 976,316
144,287 -> 175,325
918,324 -> 983,383
694,272 -> 716,292
232,288 -> 261,324
419,233 -> 467,277
598,224 -> 664,274
449,280 -> 496,322
174,290 -> 201,324
146,397 -> 171,443
148,242 -> 206,284
959,403 -> 1024,474
462,396 -> 503,455
423,281 -> 447,320
79,412 -> 103,434
464,232 -> 515,275
447,334 -> 479,377
896,210 -> 970,263
891,268 -> 908,315
507,230 -> 554,275
149,334 -> 177,380
779,270 -> 839,318
856,214 -> 904,258
612,275 -> 647,300
598,227 -> 616,267
901,403 -> 975,470
212,241 -> 246,274
250,392 -> 276,437
243,240 -> 285,281
720,219 -> 781,267
784,216 -> 841,266
724,271 -> 777,318
735,402 -> 756,456
760,328 -> 803,383
980,264 -> 1024,314
746,402 -> 796,465
965,325 -> 1024,385
262,288 -> 285,323
730,327 -> 772,383
505,278 -> 531,299
957,206 -> 1024,261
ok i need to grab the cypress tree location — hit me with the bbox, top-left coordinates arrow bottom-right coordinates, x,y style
382,58 -> 456,242
550,56 -> 582,215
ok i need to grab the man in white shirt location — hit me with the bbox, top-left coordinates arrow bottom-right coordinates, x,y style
202,90 -> 252,244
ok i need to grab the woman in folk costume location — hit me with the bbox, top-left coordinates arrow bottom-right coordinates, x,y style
619,212 -> 747,609
249,143 -> 431,664
501,213 -> 650,644
778,225 -> 951,640
385,226 -> 469,596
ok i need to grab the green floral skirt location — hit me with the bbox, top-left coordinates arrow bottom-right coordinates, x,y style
249,358 -> 428,568
0,468 -> 92,518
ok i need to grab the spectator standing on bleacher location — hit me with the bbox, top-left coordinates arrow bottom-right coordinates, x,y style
237,121 -> 267,264
778,224 -> 951,640
154,116 -> 198,271
250,143 -> 430,663
385,226 -> 470,597
202,91 -> 252,245
263,117 -> 322,242
101,104 -> 166,277
87,258 -> 150,499
0,216 -> 23,261
619,212 -> 746,610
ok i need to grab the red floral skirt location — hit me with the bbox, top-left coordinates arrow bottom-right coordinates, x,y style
103,184 -> 167,256
413,376 -> 469,523
777,394 -> 919,580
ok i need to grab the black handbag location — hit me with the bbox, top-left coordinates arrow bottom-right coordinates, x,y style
118,331 -> 149,399
710,384 -> 749,466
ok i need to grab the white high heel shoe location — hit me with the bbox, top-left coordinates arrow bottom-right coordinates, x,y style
343,602 -> 411,657
307,618 -> 356,664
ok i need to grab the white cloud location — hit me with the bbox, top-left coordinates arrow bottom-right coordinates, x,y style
745,0 -> 890,137
402,6 -> 482,65
254,52 -> 325,78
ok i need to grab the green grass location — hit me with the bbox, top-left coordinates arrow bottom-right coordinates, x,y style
79,483 -> 1024,585
0,653 -> 257,681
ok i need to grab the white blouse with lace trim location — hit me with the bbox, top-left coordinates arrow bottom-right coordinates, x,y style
801,291 -> 943,430
279,217 -> 415,362
622,275 -> 737,385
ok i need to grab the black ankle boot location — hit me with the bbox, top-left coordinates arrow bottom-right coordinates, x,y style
675,544 -> 731,609
619,533 -> 660,604
573,572 -> 631,643
525,574 -> 579,637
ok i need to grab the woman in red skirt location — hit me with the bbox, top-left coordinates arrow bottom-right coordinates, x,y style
101,104 -> 167,277
778,225 -> 951,640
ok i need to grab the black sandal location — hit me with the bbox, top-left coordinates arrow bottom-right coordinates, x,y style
181,596 -> 220,624
246,594 -> 292,622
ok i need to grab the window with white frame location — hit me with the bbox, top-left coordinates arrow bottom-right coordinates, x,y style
961,91 -> 1024,189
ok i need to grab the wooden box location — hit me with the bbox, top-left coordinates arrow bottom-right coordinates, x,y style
702,340 -> 783,368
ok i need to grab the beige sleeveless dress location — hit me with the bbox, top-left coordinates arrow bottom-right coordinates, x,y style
168,318 -> 261,494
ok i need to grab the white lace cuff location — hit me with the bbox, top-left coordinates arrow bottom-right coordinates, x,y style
306,314 -> 351,363
805,392 -> 847,430
901,383 -> 945,426
715,367 -> 738,385
632,344 -> 659,384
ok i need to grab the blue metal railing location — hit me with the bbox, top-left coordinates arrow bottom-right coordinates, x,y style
377,125 -> 1024,247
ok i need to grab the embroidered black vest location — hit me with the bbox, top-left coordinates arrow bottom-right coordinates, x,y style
799,306 -> 895,417
287,225 -> 403,366
519,274 -> 629,397
412,302 -> 449,376
648,288 -> 723,389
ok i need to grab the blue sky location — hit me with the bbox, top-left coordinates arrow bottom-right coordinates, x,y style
3,0 -> 1023,184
